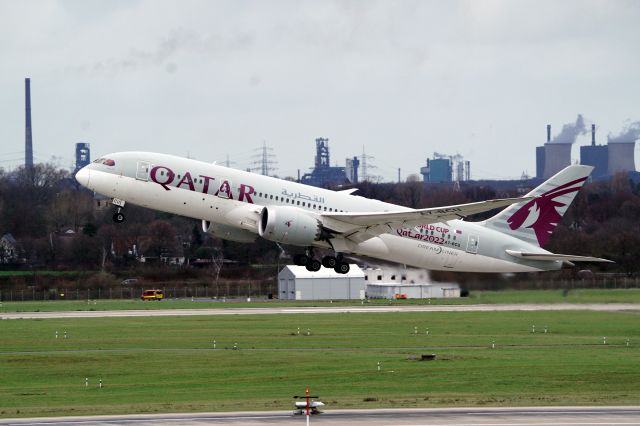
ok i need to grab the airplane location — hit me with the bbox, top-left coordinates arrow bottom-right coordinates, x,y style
75,152 -> 611,274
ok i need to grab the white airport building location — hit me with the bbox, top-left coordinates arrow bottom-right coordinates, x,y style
278,265 -> 460,300
278,265 -> 366,300
363,267 -> 460,299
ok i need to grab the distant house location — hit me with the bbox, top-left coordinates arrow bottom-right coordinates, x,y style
0,233 -> 21,264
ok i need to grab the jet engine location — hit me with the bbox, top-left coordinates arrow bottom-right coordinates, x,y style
258,206 -> 324,246
202,220 -> 257,243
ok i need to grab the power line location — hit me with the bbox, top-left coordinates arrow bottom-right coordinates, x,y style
250,141 -> 278,176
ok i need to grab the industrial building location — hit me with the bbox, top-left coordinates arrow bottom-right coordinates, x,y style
278,265 -> 366,300
73,143 -> 91,175
607,142 -> 636,174
536,124 -> 573,180
538,122 -> 636,180
579,125 -> 608,179
420,153 -> 470,184
300,138 -> 359,188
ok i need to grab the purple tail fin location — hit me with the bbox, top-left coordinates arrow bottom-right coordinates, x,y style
482,165 -> 592,247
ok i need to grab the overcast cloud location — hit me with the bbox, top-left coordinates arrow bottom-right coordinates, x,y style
1,0 -> 639,180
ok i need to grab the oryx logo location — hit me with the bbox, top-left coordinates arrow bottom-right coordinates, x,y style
284,220 -> 293,228
507,177 -> 587,246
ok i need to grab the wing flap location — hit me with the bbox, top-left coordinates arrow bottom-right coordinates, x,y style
505,249 -> 614,263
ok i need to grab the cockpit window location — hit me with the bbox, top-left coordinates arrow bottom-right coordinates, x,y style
92,158 -> 115,166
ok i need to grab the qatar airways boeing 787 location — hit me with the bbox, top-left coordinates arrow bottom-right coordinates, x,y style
75,152 -> 610,274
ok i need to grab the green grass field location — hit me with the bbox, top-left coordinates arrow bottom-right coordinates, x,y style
1,309 -> 639,417
2,288 -> 640,313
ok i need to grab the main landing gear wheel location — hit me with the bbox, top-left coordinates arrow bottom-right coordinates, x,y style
112,212 -> 125,223
334,262 -> 350,274
321,255 -> 337,269
293,254 -> 309,266
305,258 -> 322,272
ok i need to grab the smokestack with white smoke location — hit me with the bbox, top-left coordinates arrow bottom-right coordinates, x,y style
550,114 -> 587,144
608,121 -> 640,143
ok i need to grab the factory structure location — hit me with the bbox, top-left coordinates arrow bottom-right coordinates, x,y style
301,138 -> 360,188
13,78 -> 639,190
73,143 -> 91,175
24,78 -> 34,172
537,123 -> 636,180
21,78 -> 92,176
420,153 -> 471,184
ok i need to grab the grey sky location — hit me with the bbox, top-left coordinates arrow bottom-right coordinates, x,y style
1,0 -> 639,181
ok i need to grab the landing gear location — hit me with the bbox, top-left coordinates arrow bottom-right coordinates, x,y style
293,253 -> 309,266
112,198 -> 126,223
305,258 -> 322,272
321,255 -> 337,269
112,211 -> 125,223
295,250 -> 350,274
334,262 -> 350,274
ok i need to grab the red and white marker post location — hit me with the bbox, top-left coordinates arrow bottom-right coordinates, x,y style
305,387 -> 310,426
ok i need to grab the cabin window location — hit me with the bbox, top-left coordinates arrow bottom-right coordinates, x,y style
302,202 -> 306,207
377,275 -> 382,280
297,201 -> 300,205
391,275 -> 396,280
270,195 -> 273,200
276,196 -> 279,201
313,204 -> 316,209
324,207 -> 327,211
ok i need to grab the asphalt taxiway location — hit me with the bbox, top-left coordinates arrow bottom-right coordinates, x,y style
2,303 -> 640,320
2,407 -> 640,425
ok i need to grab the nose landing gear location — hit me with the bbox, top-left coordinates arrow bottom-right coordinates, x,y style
111,198 -> 126,223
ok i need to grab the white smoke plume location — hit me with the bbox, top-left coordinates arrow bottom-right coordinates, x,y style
550,114 -> 587,144
608,121 -> 640,143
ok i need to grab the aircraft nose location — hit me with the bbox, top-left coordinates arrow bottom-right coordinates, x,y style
75,166 -> 91,188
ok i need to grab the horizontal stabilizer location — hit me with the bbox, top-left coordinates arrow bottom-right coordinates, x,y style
505,249 -> 614,263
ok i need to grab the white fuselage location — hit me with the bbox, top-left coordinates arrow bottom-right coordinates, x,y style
78,152 -> 561,273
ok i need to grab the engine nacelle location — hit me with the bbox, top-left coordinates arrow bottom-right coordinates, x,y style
202,220 -> 257,243
258,206 -> 322,246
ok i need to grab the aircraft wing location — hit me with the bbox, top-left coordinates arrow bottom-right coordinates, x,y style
321,196 -> 532,244
505,250 -> 614,263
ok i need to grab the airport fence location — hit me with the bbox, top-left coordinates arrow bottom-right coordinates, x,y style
0,280 -> 278,302
497,276 -> 640,291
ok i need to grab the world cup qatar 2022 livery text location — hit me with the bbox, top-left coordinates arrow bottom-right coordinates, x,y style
75,152 -> 611,274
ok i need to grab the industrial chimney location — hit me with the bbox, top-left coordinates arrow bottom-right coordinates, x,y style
546,124 -> 551,143
591,124 -> 596,146
25,78 -> 34,170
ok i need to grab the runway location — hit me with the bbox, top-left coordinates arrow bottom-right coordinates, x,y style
2,407 -> 640,425
2,303 -> 640,320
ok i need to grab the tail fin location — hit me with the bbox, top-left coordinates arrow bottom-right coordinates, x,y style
482,165 -> 593,247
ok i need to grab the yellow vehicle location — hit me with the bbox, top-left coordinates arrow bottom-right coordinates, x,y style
141,289 -> 164,301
